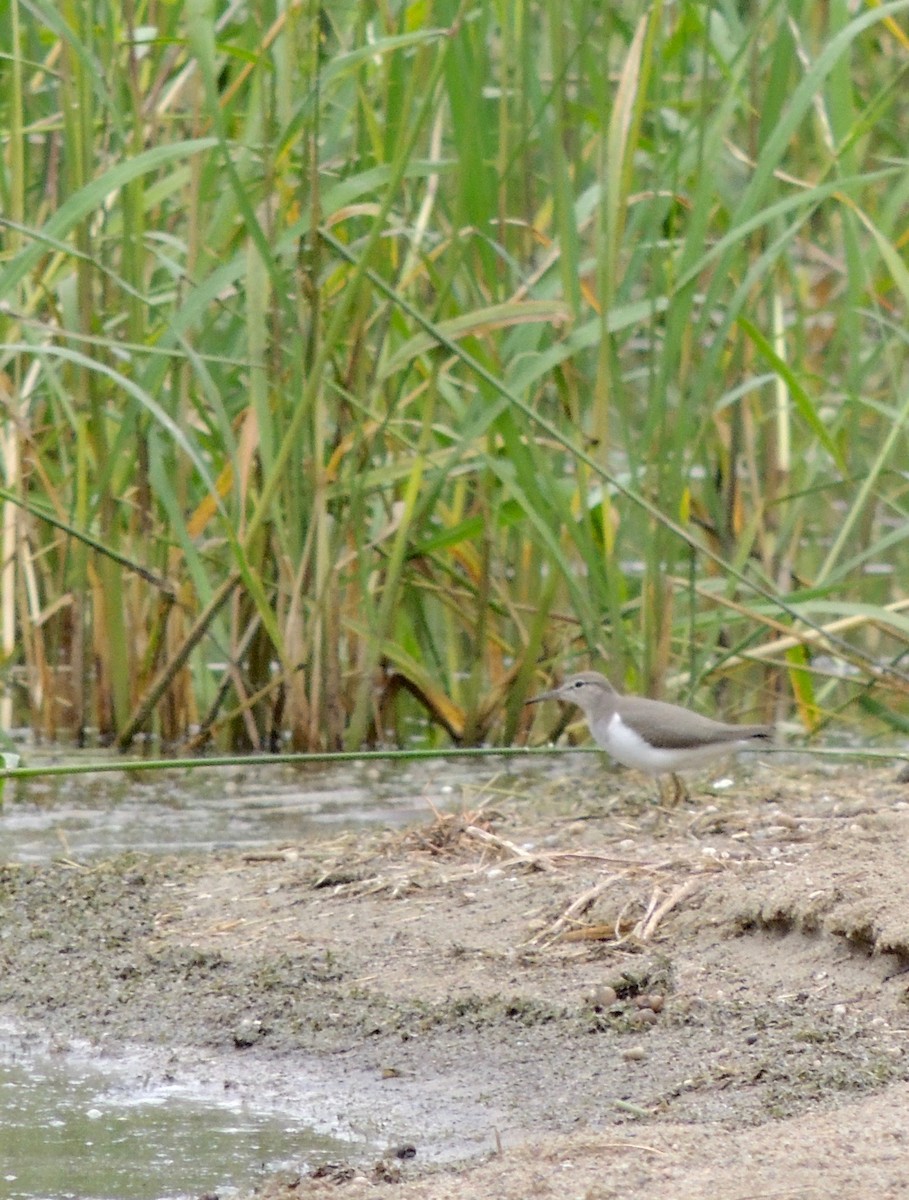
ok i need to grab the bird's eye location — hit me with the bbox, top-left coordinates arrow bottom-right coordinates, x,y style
571,680 -> 584,689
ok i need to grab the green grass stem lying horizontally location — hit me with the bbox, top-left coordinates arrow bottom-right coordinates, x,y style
0,0 -> 908,753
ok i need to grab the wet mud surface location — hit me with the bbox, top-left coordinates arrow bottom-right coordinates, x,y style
2,757 -> 909,1197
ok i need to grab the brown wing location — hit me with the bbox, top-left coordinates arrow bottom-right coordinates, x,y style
617,696 -> 772,750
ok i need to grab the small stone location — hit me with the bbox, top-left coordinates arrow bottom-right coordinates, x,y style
621,1045 -> 647,1061
233,1018 -> 265,1048
584,985 -> 618,1010
633,992 -> 664,1013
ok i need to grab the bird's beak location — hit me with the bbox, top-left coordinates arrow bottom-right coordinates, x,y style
525,687 -> 562,706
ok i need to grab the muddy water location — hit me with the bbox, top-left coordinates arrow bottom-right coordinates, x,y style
0,750 -> 560,1199
0,750 -> 549,864
0,1028 -> 357,1200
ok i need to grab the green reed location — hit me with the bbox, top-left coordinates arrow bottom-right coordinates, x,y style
1,0 -> 908,751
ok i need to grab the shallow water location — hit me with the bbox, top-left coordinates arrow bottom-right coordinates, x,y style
0,1029 -> 359,1200
0,749 -> 559,865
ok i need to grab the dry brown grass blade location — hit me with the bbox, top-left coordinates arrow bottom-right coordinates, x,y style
386,669 -> 466,741
560,923 -> 626,942
678,583 -> 909,690
116,572 -> 241,748
528,872 -> 632,945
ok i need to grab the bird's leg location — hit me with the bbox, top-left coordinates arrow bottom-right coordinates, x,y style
657,772 -> 689,806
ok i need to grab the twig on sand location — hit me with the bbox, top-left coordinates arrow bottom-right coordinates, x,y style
528,872 -> 632,944
632,876 -> 704,941
462,824 -> 558,872
530,867 -> 705,948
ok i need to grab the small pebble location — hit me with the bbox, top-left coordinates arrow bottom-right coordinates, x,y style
632,1008 -> 658,1026
632,993 -> 664,1013
584,985 -> 617,1010
233,1018 -> 265,1048
621,1045 -> 646,1061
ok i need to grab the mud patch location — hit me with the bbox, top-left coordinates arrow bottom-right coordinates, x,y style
1,759 -> 909,1197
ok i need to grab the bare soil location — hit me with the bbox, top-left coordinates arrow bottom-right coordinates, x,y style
2,756 -> 909,1198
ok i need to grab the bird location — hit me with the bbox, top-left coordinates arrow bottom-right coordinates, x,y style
526,670 -> 773,801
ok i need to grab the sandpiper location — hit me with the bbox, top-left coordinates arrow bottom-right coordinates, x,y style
527,670 -> 772,800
